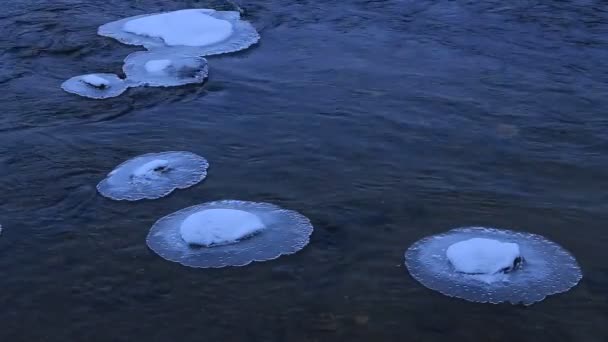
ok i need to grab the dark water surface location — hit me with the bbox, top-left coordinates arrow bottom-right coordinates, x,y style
1,0 -> 607,341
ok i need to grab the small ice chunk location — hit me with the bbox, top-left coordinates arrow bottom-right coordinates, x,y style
122,9 -> 233,47
180,209 -> 265,246
133,159 -> 170,179
81,74 -> 110,88
62,73 -> 129,99
123,51 -> 208,87
145,59 -> 172,73
146,200 -> 315,268
97,151 -> 209,201
446,238 -> 521,275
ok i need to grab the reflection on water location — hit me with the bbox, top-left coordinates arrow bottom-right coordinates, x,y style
0,0 -> 607,341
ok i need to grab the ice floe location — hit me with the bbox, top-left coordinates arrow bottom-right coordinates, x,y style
97,151 -> 209,201
61,73 -> 129,99
146,200 -> 314,268
98,9 -> 259,56
63,8 -> 258,98
123,50 -> 209,87
404,227 -> 582,305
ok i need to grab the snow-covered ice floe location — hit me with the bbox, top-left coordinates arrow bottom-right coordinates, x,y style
61,73 -> 129,99
146,200 -> 314,268
97,151 -> 209,201
98,8 -> 260,56
123,50 -> 209,87
63,8 -> 258,97
404,227 -> 582,305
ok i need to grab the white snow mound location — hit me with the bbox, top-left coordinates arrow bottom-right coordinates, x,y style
180,209 -> 265,246
122,9 -> 233,47
446,238 -> 521,275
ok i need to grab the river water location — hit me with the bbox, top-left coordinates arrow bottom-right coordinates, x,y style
1,0 -> 607,341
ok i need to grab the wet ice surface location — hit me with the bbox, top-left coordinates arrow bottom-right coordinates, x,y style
146,200 -> 314,268
404,227 -> 583,305
123,51 -> 209,87
97,151 -> 209,201
61,73 -> 129,99
98,9 -> 259,56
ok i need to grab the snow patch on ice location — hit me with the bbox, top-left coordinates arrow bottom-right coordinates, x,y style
122,9 -> 233,47
145,59 -> 172,73
446,238 -> 521,275
180,209 -> 265,246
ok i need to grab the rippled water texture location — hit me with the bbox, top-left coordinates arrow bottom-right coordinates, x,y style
1,0 -> 607,341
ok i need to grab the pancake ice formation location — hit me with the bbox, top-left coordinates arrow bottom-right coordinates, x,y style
404,227 -> 582,305
63,8 -> 259,98
97,151 -> 209,201
146,200 -> 314,268
61,73 -> 130,99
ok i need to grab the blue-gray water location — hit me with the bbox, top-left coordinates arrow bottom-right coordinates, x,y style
1,0 -> 607,341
